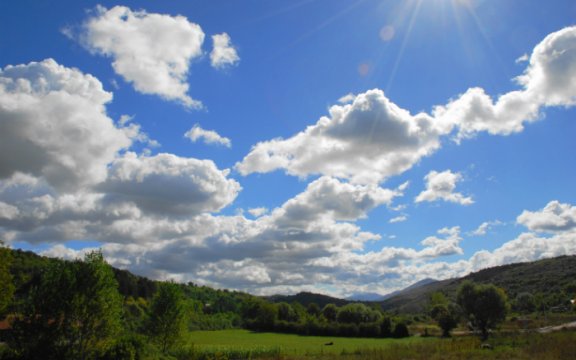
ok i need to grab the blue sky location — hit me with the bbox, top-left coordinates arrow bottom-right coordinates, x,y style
1,0 -> 576,297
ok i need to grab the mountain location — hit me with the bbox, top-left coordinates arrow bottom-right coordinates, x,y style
347,292 -> 386,302
267,291 -> 350,308
347,278 -> 438,302
378,255 -> 576,314
379,278 -> 438,301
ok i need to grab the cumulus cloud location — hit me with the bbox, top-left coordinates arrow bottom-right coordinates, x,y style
100,152 -> 241,216
415,170 -> 473,205
5,26 -> 576,297
238,26 -> 576,184
0,59 -> 132,191
435,26 -> 576,140
210,33 -> 240,69
29,199 -> 576,297
517,26 -> 576,106
185,124 -> 231,148
517,200 -> 576,234
81,5 -> 205,108
236,89 -> 445,184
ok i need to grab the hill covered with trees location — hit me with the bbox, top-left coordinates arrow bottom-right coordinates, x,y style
378,255 -> 576,314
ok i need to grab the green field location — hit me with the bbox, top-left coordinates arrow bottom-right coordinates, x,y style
180,329 -> 576,360
185,329 -> 430,356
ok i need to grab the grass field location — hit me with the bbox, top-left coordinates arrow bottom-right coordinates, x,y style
185,329 -> 430,356
178,329 -> 576,360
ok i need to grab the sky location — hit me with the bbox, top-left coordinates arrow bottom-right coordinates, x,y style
1,0 -> 576,298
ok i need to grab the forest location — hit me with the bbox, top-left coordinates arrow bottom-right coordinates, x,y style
0,246 -> 575,359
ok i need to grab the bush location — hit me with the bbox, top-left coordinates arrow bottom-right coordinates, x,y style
99,334 -> 147,360
392,322 -> 410,338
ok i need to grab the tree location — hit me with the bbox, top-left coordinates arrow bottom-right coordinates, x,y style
0,242 -> 14,315
147,282 -> 188,353
457,281 -> 509,340
337,303 -> 381,325
9,250 -> 122,360
514,292 -> 536,314
392,322 -> 410,338
307,302 -> 321,317
322,304 -> 338,322
277,302 -> 299,322
428,292 -> 459,337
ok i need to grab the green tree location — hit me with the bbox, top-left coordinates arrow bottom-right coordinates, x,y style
336,303 -> 381,324
9,250 -> 122,360
321,303 -> 338,322
428,292 -> 460,337
147,282 -> 188,353
457,281 -> 509,340
514,292 -> 536,314
307,303 -> 321,317
0,242 -> 14,315
277,302 -> 299,322
392,322 -> 410,338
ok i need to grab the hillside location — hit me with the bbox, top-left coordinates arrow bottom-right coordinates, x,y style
267,291 -> 350,308
378,255 -> 576,314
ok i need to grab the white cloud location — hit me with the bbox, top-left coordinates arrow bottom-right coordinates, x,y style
434,87 -> 541,140
415,170 -> 474,205
517,25 -> 576,107
185,124 -> 231,148
389,215 -> 407,223
210,33 -> 240,69
238,26 -> 576,184
5,26 -> 576,297
0,201 -> 19,220
100,152 -> 241,216
338,93 -> 356,104
0,59 -> 132,191
470,220 -> 503,236
81,5 -> 205,108
248,207 -> 268,218
435,26 -> 576,141
236,89 -> 445,184
273,176 -> 405,224
516,53 -> 529,64
517,200 -> 576,234
419,226 -> 463,257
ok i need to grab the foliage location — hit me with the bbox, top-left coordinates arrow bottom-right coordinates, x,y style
336,303 -> 382,325
277,302 -> 299,322
147,282 -> 189,354
428,292 -> 460,337
242,298 -> 276,331
8,250 -> 122,360
322,304 -> 338,322
0,243 -> 14,315
392,322 -> 410,338
457,281 -> 509,340
514,292 -> 536,314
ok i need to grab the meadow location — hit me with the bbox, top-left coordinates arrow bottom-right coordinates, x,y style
180,329 -> 576,360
